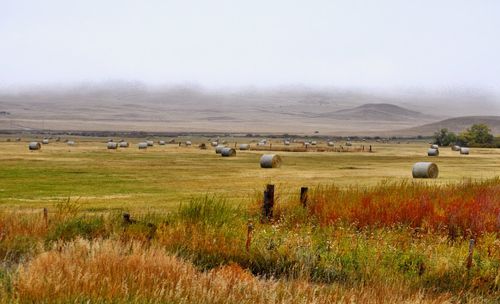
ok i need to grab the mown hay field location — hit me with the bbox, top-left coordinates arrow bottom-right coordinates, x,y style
0,137 -> 498,212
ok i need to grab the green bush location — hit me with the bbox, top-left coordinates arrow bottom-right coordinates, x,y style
45,217 -> 107,245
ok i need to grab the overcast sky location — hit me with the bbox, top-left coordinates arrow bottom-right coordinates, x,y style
1,0 -> 500,92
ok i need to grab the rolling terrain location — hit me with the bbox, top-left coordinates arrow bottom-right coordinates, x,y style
0,85 -> 498,135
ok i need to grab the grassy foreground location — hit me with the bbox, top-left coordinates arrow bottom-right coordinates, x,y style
0,179 -> 499,303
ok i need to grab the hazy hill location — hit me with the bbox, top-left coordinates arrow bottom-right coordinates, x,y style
393,116 -> 500,136
0,84 -> 498,135
320,103 -> 434,121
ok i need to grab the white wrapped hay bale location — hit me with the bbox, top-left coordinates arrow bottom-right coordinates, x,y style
239,144 -> 250,150
107,142 -> 118,149
185,141 -> 192,146
211,141 -> 218,147
451,145 -> 460,151
412,162 -> 439,178
460,147 -> 470,155
311,141 -> 317,145
215,145 -> 225,154
159,140 -> 166,145
327,141 -> 334,147
221,147 -> 236,157
119,142 -> 129,148
430,144 -> 439,149
427,148 -> 439,156
138,142 -> 148,149
260,154 -> 282,168
42,139 -> 49,144
146,140 -> 154,147
29,142 -> 41,150
67,141 -> 76,146
284,140 -> 290,146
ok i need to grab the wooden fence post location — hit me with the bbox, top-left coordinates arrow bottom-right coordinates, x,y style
246,220 -> 254,252
262,184 -> 275,221
300,187 -> 308,207
369,145 -> 372,152
43,208 -> 48,227
466,239 -> 475,271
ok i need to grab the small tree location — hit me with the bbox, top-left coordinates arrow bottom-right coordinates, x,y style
433,128 -> 457,146
457,124 -> 494,147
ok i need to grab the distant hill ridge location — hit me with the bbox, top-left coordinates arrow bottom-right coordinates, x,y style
319,103 -> 434,121
396,116 -> 500,136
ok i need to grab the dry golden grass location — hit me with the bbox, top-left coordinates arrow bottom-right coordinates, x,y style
13,238 -> 456,304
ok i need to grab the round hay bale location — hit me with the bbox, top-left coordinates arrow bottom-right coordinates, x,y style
412,162 -> 439,178
29,142 -> 41,150
311,141 -> 317,145
221,147 -> 236,157
42,139 -> 49,144
107,142 -> 118,149
159,140 -> 166,145
138,142 -> 148,149
451,145 -> 460,151
345,142 -> 352,146
185,141 -> 192,146
430,144 -> 439,149
260,154 -> 282,168
284,140 -> 290,146
304,142 -> 310,147
257,142 -> 266,146
67,141 -> 76,146
215,145 -> 225,154
146,140 -> 154,147
211,141 -> 218,147
460,147 -> 470,155
239,144 -> 250,150
327,141 -> 335,147
119,141 -> 129,148
427,148 -> 439,156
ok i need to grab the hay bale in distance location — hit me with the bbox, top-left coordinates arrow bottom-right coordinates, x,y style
239,143 -> 250,150
138,142 -> 148,149
146,140 -> 154,147
119,142 -> 129,148
67,141 -> 76,146
42,139 -> 49,144
211,141 -> 218,147
221,147 -> 236,157
345,142 -> 352,146
460,147 -> 470,155
284,140 -> 290,145
327,141 -> 335,147
29,142 -> 41,150
427,148 -> 439,156
159,140 -> 166,145
451,145 -> 461,151
107,142 -> 118,149
430,144 -> 439,149
185,141 -> 192,146
260,154 -> 282,168
215,145 -> 225,154
412,162 -> 439,178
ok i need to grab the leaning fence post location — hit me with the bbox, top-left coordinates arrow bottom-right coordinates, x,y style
43,208 -> 48,227
246,220 -> 254,252
262,184 -> 275,221
300,187 -> 308,207
466,239 -> 475,272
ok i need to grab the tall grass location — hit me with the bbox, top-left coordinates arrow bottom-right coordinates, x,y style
1,178 -> 499,302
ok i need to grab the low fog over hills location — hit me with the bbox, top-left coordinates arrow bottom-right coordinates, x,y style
0,83 -> 498,136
